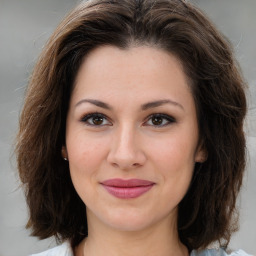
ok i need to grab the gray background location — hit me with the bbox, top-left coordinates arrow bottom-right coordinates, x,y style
0,0 -> 255,255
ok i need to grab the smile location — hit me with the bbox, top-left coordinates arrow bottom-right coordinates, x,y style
100,179 -> 155,199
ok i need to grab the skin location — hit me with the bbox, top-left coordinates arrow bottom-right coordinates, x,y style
64,45 -> 205,256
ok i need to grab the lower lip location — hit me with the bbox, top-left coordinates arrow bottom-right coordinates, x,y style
102,184 -> 154,199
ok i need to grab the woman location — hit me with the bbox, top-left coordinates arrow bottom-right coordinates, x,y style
16,0 -> 251,255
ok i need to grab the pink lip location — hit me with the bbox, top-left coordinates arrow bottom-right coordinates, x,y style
101,179 -> 155,199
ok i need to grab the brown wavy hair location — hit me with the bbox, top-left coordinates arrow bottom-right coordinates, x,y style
16,0 -> 247,251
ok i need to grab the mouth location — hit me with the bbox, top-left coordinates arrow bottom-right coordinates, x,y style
100,179 -> 155,199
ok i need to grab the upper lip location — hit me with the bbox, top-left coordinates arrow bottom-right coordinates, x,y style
101,179 -> 155,187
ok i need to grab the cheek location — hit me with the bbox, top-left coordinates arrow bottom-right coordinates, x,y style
67,130 -> 106,162
66,134 -> 108,184
66,137 -> 108,205
150,133 -> 197,169
148,130 -> 197,193
151,138 -> 195,206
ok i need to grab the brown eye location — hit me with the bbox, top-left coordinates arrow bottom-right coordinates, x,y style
152,116 -> 164,125
92,116 -> 104,125
81,113 -> 111,126
145,114 -> 175,127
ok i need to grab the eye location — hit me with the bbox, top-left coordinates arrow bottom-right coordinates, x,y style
144,113 -> 175,127
81,113 -> 111,126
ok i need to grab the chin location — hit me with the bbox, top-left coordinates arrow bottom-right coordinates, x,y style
98,208 -> 169,232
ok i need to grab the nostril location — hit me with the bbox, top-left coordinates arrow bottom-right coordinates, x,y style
112,162 -> 119,168
111,162 -> 140,169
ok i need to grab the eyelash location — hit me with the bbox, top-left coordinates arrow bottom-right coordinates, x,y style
144,113 -> 176,127
80,112 -> 111,126
80,112 -> 176,127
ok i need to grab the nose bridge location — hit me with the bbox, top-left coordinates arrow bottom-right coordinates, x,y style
107,122 -> 145,169
117,123 -> 136,155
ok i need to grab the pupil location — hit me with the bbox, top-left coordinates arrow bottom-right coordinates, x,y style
93,116 -> 103,125
152,116 -> 162,125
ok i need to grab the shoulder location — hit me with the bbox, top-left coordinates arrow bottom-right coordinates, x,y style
190,248 -> 253,256
29,241 -> 73,256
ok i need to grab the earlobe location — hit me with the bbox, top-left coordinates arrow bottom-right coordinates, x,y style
61,146 -> 68,161
195,143 -> 208,163
195,154 -> 207,163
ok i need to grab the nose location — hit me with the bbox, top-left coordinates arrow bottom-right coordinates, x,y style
107,124 -> 146,170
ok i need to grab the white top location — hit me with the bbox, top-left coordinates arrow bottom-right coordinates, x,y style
30,241 -> 253,256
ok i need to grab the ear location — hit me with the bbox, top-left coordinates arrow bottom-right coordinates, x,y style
61,146 -> 68,161
194,142 -> 207,163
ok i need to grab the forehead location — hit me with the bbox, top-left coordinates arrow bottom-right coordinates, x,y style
71,45 -> 194,111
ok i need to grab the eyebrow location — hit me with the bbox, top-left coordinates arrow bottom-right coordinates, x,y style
141,99 -> 184,111
75,98 -> 184,111
75,99 -> 112,110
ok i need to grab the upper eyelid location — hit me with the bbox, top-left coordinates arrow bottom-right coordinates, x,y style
142,113 -> 176,126
81,112 -> 107,119
80,112 -> 111,124
145,113 -> 175,121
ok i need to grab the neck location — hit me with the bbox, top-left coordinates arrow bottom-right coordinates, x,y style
77,211 -> 188,256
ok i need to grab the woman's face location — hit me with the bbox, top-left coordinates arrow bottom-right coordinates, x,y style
65,45 -> 204,232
